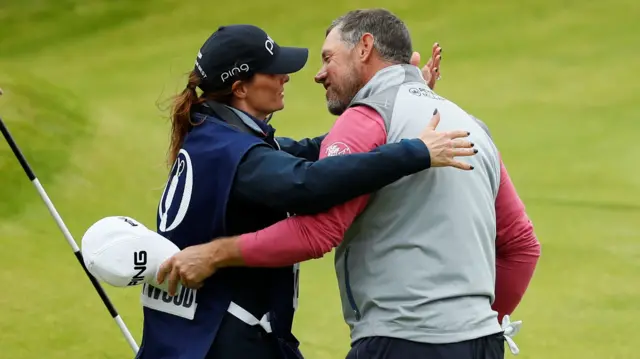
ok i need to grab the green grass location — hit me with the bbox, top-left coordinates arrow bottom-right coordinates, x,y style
1,0 -> 639,358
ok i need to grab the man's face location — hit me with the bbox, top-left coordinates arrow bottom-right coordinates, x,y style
315,28 -> 363,116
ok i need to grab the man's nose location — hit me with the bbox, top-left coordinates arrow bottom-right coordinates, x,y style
314,69 -> 327,84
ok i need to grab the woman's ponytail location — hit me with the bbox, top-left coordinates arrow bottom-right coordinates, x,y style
166,70 -> 241,167
168,72 -> 202,167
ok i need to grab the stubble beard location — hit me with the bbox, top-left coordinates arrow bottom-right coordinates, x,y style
326,67 -> 363,116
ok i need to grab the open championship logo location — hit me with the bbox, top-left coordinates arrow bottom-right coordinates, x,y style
158,149 -> 194,232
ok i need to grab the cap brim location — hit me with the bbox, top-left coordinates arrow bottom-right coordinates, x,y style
261,46 -> 309,75
81,216 -> 182,293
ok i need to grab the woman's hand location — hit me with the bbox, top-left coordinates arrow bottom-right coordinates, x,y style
410,42 -> 443,90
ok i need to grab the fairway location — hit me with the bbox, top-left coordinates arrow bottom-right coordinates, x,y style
1,0 -> 639,358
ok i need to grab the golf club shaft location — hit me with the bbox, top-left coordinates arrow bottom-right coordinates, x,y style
0,117 -> 139,354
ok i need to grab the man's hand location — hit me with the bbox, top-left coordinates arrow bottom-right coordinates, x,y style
419,109 -> 477,170
156,242 -> 215,296
156,237 -> 244,296
410,42 -> 442,90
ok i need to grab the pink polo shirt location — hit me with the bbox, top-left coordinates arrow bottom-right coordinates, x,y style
239,106 -> 540,319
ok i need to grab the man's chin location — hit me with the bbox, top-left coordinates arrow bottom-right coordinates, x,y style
327,100 -> 347,116
328,106 -> 345,116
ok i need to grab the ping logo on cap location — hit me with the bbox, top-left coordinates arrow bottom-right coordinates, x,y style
220,63 -> 250,82
127,250 -> 148,286
265,35 -> 275,55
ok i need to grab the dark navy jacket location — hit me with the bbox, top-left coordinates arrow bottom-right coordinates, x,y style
136,102 -> 432,359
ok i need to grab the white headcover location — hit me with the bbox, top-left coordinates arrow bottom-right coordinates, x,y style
81,216 -> 181,293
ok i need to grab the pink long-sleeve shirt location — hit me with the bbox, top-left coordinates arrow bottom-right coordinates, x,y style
239,106 -> 540,319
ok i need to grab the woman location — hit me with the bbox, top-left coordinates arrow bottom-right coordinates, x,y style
137,24 -> 469,359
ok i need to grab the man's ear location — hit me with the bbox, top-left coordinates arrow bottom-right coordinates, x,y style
359,33 -> 376,62
231,80 -> 246,99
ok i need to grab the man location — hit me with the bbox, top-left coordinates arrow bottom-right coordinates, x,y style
159,9 -> 541,359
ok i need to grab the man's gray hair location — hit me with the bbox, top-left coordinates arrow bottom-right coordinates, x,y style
326,9 -> 413,64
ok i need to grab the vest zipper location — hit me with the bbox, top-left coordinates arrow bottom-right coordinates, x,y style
344,246 -> 361,320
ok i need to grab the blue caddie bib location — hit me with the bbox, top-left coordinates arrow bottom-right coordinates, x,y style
135,106 -> 302,359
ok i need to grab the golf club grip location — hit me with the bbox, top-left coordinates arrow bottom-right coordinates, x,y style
1,117 -> 139,353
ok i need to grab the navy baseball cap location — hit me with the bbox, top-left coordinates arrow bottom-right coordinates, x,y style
194,25 -> 309,92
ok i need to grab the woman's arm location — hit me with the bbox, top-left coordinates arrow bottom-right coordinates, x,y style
232,137 -> 429,215
275,134 -> 327,161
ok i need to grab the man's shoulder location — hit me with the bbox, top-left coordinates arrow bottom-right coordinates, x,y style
336,105 -> 386,133
348,87 -> 401,131
468,115 -> 492,139
333,105 -> 387,136
321,106 -> 388,156
342,105 -> 383,120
